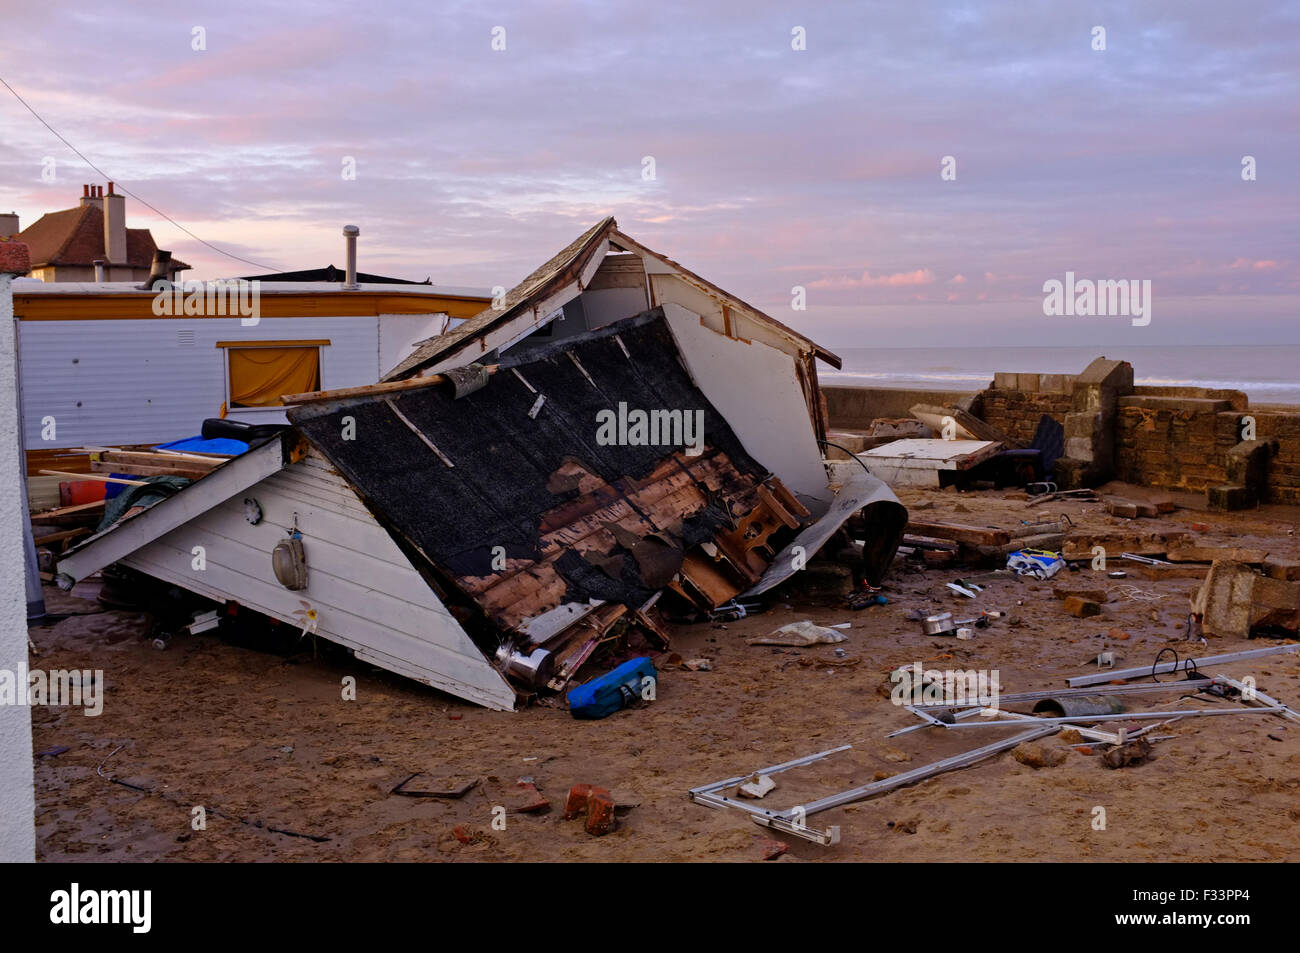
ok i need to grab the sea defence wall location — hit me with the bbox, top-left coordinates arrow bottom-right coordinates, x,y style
823,358 -> 1300,509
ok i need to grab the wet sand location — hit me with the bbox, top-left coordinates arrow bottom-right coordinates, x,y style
30,485 -> 1300,862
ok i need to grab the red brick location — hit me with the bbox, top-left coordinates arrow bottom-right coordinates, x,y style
585,792 -> 616,836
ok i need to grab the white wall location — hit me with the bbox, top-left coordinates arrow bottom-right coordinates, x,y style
122,451 -> 517,711
0,271 -> 35,861
378,312 -> 447,379
662,302 -> 831,508
19,315 -> 391,448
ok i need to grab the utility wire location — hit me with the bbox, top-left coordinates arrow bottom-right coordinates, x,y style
0,76 -> 279,272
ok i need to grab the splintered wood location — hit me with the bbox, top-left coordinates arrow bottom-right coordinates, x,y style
457,446 -> 806,631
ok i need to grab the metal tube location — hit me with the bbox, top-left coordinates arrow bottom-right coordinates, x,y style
342,225 -> 359,290
796,724 -> 1058,814
688,744 -> 853,797
909,679 -> 1214,711
940,706 -> 1282,728
1066,644 -> 1300,687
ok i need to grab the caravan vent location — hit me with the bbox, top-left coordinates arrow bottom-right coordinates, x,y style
177,330 -> 195,347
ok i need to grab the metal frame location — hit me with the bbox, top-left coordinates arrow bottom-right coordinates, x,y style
1210,674 -> 1300,724
689,725 -> 1056,847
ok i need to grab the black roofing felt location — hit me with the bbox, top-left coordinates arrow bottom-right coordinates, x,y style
238,266 -> 430,284
288,308 -> 770,609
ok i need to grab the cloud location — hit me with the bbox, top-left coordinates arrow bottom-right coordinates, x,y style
0,0 -> 1293,346
809,268 -> 935,290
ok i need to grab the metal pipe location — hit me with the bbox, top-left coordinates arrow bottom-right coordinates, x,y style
940,706 -> 1282,728
908,679 -> 1215,712
1067,644 -> 1300,687
342,225 -> 359,290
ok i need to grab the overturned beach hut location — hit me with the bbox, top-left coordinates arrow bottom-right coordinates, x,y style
56,220 -> 906,710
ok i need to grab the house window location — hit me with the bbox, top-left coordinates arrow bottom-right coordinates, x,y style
217,341 -> 327,409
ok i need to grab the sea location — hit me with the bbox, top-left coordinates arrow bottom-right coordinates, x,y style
820,345 -> 1300,406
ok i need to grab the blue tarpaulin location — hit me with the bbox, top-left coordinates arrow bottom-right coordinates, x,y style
156,435 -> 250,455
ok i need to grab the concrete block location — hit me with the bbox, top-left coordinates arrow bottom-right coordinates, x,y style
1207,484 -> 1255,511
1076,357 -> 1135,391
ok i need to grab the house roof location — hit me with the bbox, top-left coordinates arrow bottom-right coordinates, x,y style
238,265 -> 431,285
13,204 -> 191,271
381,217 -> 839,381
383,216 -> 614,381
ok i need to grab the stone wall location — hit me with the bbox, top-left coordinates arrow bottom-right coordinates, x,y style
975,360 -> 1300,506
979,386 -> 1074,447
823,385 -> 973,431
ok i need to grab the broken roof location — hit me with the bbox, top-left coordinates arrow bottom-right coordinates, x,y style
383,217 -> 840,381
290,308 -> 780,631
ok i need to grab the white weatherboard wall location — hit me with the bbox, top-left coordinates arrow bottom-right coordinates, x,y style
0,272 -> 35,861
662,302 -> 831,508
120,451 -> 517,711
20,315 -> 441,449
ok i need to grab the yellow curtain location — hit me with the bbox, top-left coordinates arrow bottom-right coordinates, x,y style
228,347 -> 319,407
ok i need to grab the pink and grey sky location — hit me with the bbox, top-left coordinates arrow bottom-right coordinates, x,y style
1,0 -> 1296,346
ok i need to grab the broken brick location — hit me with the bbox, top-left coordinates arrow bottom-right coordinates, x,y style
1062,596 -> 1101,618
563,784 -> 593,820
585,792 -> 616,836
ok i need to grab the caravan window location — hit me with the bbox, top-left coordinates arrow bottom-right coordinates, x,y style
219,341 -> 326,408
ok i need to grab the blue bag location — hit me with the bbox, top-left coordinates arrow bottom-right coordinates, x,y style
567,657 -> 657,719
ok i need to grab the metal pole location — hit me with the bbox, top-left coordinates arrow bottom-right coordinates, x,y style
1066,644 -> 1300,687
938,706 -> 1282,729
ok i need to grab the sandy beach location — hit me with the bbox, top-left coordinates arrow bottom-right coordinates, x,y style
29,482 -> 1300,862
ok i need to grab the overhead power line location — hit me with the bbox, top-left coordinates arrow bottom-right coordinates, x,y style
0,75 -> 279,272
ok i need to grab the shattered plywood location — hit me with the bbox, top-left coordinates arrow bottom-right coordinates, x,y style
290,310 -> 810,648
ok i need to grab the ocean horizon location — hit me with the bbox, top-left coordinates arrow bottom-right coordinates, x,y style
819,344 -> 1300,406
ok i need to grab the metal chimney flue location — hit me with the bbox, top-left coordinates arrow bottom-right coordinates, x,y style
93,259 -> 106,282
141,249 -> 172,291
342,225 -> 359,290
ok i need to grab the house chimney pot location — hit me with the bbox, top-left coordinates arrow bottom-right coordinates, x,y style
83,184 -> 90,197
103,188 -> 127,266
343,225 -> 359,290
93,259 -> 106,282
107,181 -> 115,196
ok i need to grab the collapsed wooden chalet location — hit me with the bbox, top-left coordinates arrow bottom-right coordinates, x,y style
56,221 -> 907,710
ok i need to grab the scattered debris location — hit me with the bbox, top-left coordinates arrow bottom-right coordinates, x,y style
568,657 -> 657,719
747,621 -> 848,647
1102,737 -> 1153,769
1012,741 -> 1068,769
1062,596 -> 1102,618
512,778 -> 550,814
391,775 -> 479,799
1007,549 -> 1064,579
737,774 -> 776,799
1190,560 -> 1300,639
